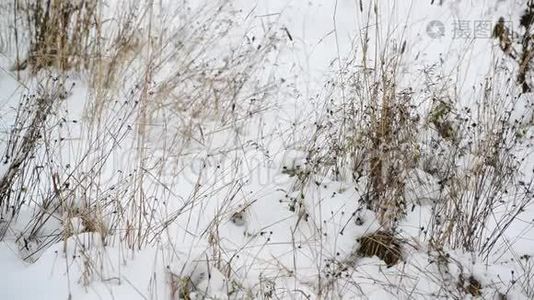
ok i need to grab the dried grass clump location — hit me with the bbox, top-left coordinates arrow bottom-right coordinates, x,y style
296,51 -> 419,232
15,0 -> 99,73
457,274 -> 482,297
494,1 -> 534,93
0,77 -> 67,228
169,272 -> 194,300
357,231 -> 402,267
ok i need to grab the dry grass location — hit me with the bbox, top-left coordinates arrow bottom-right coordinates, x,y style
293,42 -> 418,232
0,0 -> 533,298
14,0 -> 99,73
0,2 -> 287,298
356,231 -> 402,267
169,272 -> 193,300
0,77 -> 68,238
457,274 -> 482,297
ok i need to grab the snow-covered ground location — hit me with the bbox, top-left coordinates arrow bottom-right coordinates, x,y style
0,0 -> 533,299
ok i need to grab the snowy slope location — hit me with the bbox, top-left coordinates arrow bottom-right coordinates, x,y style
0,0 -> 533,299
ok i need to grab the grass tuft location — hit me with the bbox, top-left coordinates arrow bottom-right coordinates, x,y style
357,231 -> 402,267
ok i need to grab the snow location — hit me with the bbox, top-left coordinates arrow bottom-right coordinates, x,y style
0,0 -> 533,299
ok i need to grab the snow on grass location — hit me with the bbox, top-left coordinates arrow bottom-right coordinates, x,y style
0,0 -> 533,299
